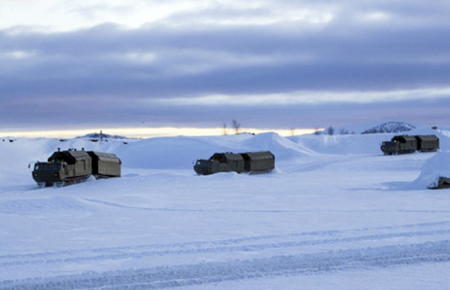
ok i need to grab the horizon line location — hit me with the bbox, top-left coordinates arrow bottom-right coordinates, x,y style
0,127 -> 320,139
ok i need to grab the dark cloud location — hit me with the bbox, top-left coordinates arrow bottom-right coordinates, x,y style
1,93 -> 448,132
1,1 -> 450,133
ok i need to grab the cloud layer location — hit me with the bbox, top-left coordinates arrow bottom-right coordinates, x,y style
1,0 -> 449,133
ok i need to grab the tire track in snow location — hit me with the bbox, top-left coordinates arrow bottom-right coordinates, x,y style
1,241 -> 450,290
83,198 -> 450,214
1,222 -> 450,269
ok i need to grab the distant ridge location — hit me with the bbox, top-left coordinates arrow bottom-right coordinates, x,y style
77,132 -> 127,139
362,122 -> 416,134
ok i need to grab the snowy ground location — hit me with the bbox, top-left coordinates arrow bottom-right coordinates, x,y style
1,127 -> 450,289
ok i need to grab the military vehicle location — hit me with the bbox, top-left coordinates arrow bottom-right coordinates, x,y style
194,151 -> 275,175
380,135 -> 439,155
31,149 -> 121,187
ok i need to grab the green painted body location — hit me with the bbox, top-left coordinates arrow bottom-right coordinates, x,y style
381,135 -> 439,155
88,151 -> 121,177
194,151 -> 275,175
32,149 -> 120,187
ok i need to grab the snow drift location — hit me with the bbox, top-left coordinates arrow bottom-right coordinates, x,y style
411,152 -> 450,189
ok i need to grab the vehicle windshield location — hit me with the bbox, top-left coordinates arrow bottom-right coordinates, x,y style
196,159 -> 212,165
34,163 -> 61,170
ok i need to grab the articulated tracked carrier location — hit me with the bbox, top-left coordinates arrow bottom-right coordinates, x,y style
32,149 -> 121,187
194,151 -> 275,175
381,135 -> 439,155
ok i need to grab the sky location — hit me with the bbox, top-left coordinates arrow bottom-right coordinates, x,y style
1,0 -> 450,137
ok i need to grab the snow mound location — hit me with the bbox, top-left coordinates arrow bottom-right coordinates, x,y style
289,134 -> 387,155
118,133 -> 314,169
240,132 -> 313,160
118,136 -> 221,169
411,152 -> 450,189
362,122 -> 415,134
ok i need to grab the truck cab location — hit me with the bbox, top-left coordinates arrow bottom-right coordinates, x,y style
32,161 -> 67,187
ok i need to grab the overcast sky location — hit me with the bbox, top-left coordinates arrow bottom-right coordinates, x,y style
1,0 -> 449,136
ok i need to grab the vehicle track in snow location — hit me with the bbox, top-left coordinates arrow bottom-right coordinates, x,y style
1,240 -> 450,290
82,198 -> 450,214
1,221 -> 449,268
1,221 -> 450,289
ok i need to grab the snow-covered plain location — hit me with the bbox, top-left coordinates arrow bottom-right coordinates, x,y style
1,126 -> 450,289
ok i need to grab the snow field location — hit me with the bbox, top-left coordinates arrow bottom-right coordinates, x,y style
1,127 -> 450,289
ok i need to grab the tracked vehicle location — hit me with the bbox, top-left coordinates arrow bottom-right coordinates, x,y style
380,135 -> 439,155
32,149 -> 121,187
194,151 -> 275,175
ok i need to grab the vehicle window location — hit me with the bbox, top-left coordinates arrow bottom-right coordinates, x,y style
36,164 -> 60,170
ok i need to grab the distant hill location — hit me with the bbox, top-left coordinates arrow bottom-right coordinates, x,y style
77,132 -> 127,139
361,122 -> 416,134
318,121 -> 417,135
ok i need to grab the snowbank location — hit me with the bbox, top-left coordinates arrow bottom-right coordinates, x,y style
240,132 -> 312,159
118,133 -> 311,169
289,134 -> 388,155
410,152 -> 450,189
